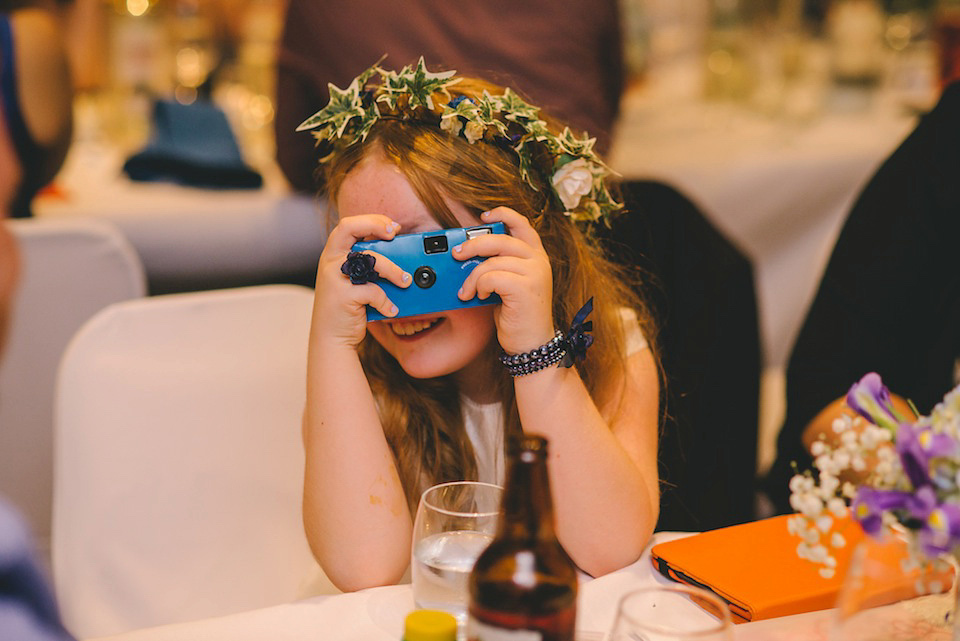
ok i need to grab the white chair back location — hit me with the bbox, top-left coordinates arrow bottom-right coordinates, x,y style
51,285 -> 332,639
0,218 -> 146,564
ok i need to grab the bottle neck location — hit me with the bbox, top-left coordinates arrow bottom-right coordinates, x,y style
498,447 -> 556,541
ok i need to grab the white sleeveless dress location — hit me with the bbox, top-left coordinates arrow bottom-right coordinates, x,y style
463,307 -> 649,486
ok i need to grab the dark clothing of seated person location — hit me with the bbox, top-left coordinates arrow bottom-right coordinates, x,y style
763,80 -> 960,514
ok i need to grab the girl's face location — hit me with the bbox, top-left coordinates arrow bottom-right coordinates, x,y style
336,151 -> 498,382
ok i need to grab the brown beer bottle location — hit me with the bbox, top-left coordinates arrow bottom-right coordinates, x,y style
466,434 -> 577,641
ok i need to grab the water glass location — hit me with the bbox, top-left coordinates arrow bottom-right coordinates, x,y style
411,481 -> 503,630
830,530 -> 957,641
607,584 -> 733,641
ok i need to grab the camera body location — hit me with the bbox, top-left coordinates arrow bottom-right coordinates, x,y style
352,222 -> 506,321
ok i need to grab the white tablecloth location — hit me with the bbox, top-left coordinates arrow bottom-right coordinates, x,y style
84,532 -> 683,641
34,143 -> 328,293
86,529 -> 852,641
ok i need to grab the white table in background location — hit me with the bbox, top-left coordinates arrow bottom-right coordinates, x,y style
34,142 -> 328,293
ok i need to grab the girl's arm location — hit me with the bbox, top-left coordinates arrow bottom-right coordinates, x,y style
512,345 -> 659,576
457,208 -> 659,576
302,214 -> 413,591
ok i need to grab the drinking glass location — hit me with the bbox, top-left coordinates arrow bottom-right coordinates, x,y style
411,481 -> 502,631
830,529 -> 957,641
607,584 -> 734,641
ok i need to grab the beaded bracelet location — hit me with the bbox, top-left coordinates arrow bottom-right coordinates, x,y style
499,330 -> 567,377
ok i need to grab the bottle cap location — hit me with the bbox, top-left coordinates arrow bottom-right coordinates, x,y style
403,609 -> 458,641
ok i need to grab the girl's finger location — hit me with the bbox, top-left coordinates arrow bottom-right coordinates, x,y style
326,215 -> 401,253
458,256 -> 529,300
351,283 -> 399,319
478,207 -> 544,251
358,251 -> 412,289
474,270 -> 528,303
451,232 -> 534,261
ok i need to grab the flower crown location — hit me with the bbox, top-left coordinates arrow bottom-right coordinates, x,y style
296,57 -> 623,224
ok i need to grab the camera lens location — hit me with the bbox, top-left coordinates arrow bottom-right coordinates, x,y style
414,266 -> 436,289
423,235 -> 448,254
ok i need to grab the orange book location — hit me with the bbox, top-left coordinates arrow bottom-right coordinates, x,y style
650,515 -> 951,623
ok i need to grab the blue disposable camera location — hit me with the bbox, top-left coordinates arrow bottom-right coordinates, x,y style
352,222 -> 507,321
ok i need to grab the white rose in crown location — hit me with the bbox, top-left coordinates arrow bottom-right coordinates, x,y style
463,121 -> 485,144
552,158 -> 593,210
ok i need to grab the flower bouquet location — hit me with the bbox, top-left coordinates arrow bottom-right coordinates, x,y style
788,372 -> 960,589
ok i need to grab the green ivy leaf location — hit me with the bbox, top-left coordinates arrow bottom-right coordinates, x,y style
296,79 -> 365,138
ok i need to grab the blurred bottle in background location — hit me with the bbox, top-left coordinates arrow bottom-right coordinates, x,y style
827,0 -> 886,86
104,0 -> 170,149
704,0 -> 754,100
883,0 -> 938,112
934,0 -> 960,86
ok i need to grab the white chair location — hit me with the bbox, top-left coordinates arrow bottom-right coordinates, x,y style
0,218 -> 146,566
51,285 -> 334,639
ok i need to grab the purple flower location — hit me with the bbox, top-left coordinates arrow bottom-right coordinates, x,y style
851,487 -> 912,536
918,504 -> 960,557
846,372 -> 900,430
905,485 -> 938,522
340,251 -> 379,285
896,423 -> 934,490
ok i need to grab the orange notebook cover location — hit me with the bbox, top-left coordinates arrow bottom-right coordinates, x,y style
650,515 -> 951,623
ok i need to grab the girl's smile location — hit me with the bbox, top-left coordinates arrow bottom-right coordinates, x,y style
385,315 -> 444,338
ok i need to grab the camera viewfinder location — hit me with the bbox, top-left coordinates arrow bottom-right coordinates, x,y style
423,235 -> 448,254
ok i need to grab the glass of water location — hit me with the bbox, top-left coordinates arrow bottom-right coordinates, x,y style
411,481 -> 502,632
608,584 -> 734,641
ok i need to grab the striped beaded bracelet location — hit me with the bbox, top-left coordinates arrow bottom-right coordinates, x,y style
498,330 -> 567,377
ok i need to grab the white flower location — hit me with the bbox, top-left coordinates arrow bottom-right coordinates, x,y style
440,115 -> 463,136
463,121 -> 485,144
827,497 -> 847,518
815,514 -> 833,533
832,415 -> 853,434
789,474 -> 808,494
807,544 -> 828,563
830,532 -> 847,548
819,567 -> 836,579
552,158 -> 593,210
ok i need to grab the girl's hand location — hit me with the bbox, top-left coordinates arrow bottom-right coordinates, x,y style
454,207 -> 555,355
312,214 -> 411,348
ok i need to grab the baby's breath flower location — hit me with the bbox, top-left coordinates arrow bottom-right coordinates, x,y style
828,497 -> 848,518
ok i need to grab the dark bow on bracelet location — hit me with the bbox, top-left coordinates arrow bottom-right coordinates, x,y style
560,297 -> 594,368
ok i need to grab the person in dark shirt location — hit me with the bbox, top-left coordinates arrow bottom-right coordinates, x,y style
763,80 -> 960,513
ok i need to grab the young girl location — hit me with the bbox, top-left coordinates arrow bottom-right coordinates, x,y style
300,59 -> 661,591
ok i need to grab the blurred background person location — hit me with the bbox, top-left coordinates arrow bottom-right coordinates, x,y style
0,0 -> 72,218
762,78 -> 960,515
274,0 -> 625,195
